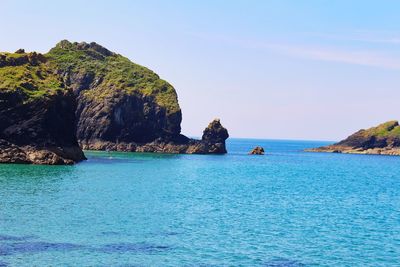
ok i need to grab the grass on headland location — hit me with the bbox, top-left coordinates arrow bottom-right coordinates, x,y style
1,40 -> 181,115
360,120 -> 400,138
0,52 -> 63,100
46,40 -> 180,114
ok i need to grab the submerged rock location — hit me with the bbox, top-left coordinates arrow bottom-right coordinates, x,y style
306,121 -> 400,156
249,146 -> 265,155
0,40 -> 229,164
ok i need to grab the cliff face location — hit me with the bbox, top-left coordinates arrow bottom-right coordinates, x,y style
0,51 -> 85,164
0,41 -> 229,164
307,121 -> 400,155
46,41 -> 182,147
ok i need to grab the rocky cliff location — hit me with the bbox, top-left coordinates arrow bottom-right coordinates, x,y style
0,51 -> 85,164
0,41 -> 229,164
306,121 -> 400,155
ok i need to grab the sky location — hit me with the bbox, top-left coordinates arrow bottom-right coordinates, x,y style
2,0 -> 400,141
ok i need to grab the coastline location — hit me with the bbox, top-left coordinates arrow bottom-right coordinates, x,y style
305,146 -> 400,156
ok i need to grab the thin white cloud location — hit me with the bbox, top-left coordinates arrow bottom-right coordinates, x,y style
263,43 -> 400,70
188,31 -> 400,70
304,32 -> 400,45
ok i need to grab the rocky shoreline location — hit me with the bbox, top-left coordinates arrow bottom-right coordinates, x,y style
306,146 -> 400,156
306,121 -> 400,156
80,119 -> 229,154
0,41 -> 229,164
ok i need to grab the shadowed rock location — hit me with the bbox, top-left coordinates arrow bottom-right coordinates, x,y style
0,90 -> 86,164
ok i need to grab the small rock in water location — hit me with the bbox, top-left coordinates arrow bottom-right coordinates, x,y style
249,146 -> 265,155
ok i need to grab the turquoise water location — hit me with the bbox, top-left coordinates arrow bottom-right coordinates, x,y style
0,139 -> 399,266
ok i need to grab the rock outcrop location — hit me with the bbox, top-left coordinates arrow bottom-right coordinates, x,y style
78,118 -> 228,154
0,51 -> 85,164
306,121 -> 400,156
249,146 -> 265,155
0,41 -> 229,164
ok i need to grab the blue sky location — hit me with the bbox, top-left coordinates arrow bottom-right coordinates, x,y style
2,0 -> 400,140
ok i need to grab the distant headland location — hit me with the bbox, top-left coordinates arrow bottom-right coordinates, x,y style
306,121 -> 400,156
0,40 -> 229,165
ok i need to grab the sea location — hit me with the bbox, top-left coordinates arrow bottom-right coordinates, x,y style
0,139 -> 399,266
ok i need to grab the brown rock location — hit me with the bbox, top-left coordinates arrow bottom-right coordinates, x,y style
249,146 -> 265,155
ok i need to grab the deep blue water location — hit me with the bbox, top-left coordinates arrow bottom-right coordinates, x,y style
0,139 -> 399,266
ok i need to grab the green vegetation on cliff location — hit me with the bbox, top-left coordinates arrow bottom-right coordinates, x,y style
46,40 -> 180,114
0,40 -> 180,114
0,52 -> 63,100
0,40 -> 228,163
357,121 -> 400,138
308,120 -> 400,155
